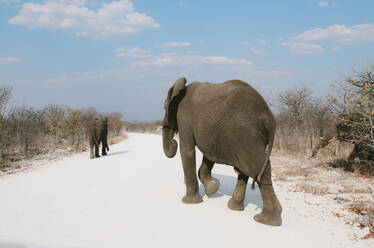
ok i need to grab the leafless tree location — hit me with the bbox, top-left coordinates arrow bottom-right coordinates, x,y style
278,87 -> 312,120
0,86 -> 12,166
0,85 -> 12,118
106,112 -> 124,136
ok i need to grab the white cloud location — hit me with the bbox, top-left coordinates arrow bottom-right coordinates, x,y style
197,56 -> 253,66
0,0 -> 22,3
249,48 -> 264,54
162,42 -> 191,48
114,47 -> 152,59
0,57 -> 20,64
283,23 -> 374,54
132,53 -> 253,67
254,39 -> 267,46
199,40 -> 204,44
45,52 -> 254,84
290,24 -> 374,44
240,40 -> 266,54
253,70 -> 293,77
318,1 -> 329,7
8,0 -> 160,38
240,41 -> 250,46
282,42 -> 324,54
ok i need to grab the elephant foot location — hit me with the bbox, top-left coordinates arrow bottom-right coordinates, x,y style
204,178 -> 220,195
182,193 -> 203,204
227,198 -> 244,211
95,155 -> 100,158
90,154 -> 94,159
102,152 -> 107,156
253,211 -> 282,226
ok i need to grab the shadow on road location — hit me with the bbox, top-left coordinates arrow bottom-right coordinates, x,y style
105,150 -> 130,157
0,241 -> 76,248
199,173 -> 263,208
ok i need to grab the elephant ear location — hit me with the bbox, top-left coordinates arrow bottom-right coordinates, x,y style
171,77 -> 187,100
164,77 -> 187,130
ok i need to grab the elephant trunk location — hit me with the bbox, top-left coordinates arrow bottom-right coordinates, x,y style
162,127 -> 178,158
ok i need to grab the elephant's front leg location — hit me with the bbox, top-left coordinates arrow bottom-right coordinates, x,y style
180,141 -> 203,204
228,170 -> 248,211
198,156 -> 220,195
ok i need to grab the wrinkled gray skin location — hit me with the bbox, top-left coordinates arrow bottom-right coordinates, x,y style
162,78 -> 282,226
88,117 -> 109,159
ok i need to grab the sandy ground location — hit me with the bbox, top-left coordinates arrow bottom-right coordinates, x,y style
0,133 -> 373,248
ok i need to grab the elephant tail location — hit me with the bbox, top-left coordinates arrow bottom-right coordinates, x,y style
92,133 -> 100,146
251,126 -> 275,190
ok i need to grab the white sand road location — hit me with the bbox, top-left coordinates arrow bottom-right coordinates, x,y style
0,133 -> 372,248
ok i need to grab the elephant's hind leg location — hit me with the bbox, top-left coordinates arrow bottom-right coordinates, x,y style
94,141 -> 100,158
253,162 -> 282,226
228,169 -> 248,211
89,139 -> 95,159
198,156 -> 220,196
102,142 -> 107,156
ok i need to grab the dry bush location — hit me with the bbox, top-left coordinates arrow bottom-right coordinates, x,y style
123,120 -> 162,133
274,66 -> 374,176
108,135 -> 127,145
274,87 -> 335,157
274,165 -> 305,181
106,112 -> 125,137
328,66 -> 374,170
0,87 -> 126,168
351,200 -> 374,233
295,182 -> 329,195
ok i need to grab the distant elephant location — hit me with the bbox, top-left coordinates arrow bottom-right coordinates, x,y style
88,117 -> 109,159
162,78 -> 282,226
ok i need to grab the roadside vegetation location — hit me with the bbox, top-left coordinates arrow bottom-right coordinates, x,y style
272,65 -> 374,237
0,89 -> 125,169
273,65 -> 373,176
123,120 -> 162,134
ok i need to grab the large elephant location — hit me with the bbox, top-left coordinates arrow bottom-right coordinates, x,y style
88,117 -> 109,159
162,78 -> 282,226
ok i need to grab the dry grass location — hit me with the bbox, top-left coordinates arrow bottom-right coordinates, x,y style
295,182 -> 329,195
350,200 -> 374,233
108,134 -> 127,145
0,134 -> 128,177
272,152 -> 374,237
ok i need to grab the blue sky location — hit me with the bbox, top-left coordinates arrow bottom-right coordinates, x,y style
1,0 -> 374,120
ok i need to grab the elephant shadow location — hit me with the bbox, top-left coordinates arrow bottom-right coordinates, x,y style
199,173 -> 263,209
0,241 -> 75,248
105,150 -> 130,157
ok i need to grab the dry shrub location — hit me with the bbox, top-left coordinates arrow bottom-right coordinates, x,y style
274,166 -> 305,181
295,182 -> 329,195
0,100 -> 126,168
362,232 -> 374,239
350,200 -> 374,233
328,158 -> 354,172
123,121 -> 162,133
109,135 -> 127,145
